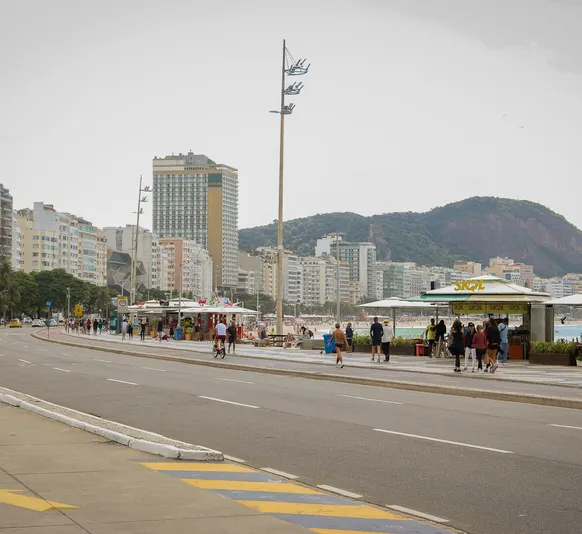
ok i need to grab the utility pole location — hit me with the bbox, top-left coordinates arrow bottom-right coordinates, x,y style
336,234 -> 341,324
66,287 -> 71,331
130,175 -> 151,306
271,40 -> 310,335
178,262 -> 183,328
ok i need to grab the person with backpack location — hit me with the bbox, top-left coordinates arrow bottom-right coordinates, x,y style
485,318 -> 501,373
449,320 -> 465,373
227,320 -> 237,354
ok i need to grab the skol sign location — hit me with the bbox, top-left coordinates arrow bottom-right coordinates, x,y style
453,280 -> 485,292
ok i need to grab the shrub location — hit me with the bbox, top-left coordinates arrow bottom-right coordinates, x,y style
391,337 -> 419,348
352,333 -> 371,344
531,341 -> 577,356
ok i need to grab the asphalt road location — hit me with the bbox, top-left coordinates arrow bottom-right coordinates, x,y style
1,328 -> 582,534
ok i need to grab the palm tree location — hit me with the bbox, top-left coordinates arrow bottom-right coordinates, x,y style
0,260 -> 20,325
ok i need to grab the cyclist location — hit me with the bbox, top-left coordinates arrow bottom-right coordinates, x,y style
215,319 -> 227,355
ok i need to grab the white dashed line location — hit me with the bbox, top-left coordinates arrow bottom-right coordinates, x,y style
214,377 -> 254,384
18,359 -> 32,364
317,485 -> 362,499
37,348 -> 48,352
338,394 -> 403,405
548,424 -> 582,431
198,396 -> 259,409
140,367 -> 166,372
386,505 -> 449,523
53,368 -> 71,373
261,468 -> 298,480
107,378 -> 138,386
373,429 -> 514,454
94,359 -> 112,363
62,353 -> 75,357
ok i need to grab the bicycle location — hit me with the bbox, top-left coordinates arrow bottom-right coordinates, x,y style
213,338 -> 226,359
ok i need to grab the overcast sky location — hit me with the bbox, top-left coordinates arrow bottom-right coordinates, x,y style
2,0 -> 581,232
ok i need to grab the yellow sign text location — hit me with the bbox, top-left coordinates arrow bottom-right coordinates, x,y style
454,280 -> 485,292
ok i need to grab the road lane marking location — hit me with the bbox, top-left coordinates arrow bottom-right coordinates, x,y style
0,490 -> 79,512
37,348 -> 48,352
386,505 -> 449,523
224,455 -> 247,463
62,353 -> 75,357
373,429 -> 514,454
317,485 -> 362,499
94,358 -> 112,363
198,396 -> 259,409
548,424 -> 582,431
107,378 -> 138,386
21,346 -> 28,349
338,394 -> 403,405
214,377 -> 254,384
18,359 -> 32,364
233,501 -> 403,519
140,366 -> 166,372
261,468 -> 298,480
53,368 -> 71,373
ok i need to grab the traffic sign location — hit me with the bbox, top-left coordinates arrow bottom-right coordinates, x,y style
117,296 -> 129,312
46,300 -> 52,308
74,305 -> 83,317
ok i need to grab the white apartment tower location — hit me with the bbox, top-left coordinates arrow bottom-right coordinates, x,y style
152,152 -> 238,289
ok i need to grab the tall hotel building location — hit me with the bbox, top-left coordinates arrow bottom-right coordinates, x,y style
152,152 -> 238,289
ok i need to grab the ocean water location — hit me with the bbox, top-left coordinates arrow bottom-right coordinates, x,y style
554,324 -> 582,342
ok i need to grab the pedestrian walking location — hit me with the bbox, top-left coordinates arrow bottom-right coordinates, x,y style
345,322 -> 354,353
498,317 -> 510,366
121,317 -> 128,341
330,323 -> 347,368
381,319 -> 394,362
157,318 -> 164,342
227,321 -> 237,354
127,321 -> 134,339
464,322 -> 476,371
449,320 -> 465,373
485,318 -> 501,373
435,320 -> 447,358
97,319 -> 103,335
139,319 -> 147,341
425,318 -> 437,357
473,324 -> 487,373
93,319 -> 98,336
370,317 -> 383,362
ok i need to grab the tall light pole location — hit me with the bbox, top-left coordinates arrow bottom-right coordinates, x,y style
178,262 -> 183,328
130,175 -> 151,306
336,234 -> 341,324
271,39 -> 310,335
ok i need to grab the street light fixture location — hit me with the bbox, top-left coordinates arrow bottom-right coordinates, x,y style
130,175 -> 151,307
271,39 -> 310,335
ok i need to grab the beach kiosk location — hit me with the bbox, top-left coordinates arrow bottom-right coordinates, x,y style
409,275 -> 552,358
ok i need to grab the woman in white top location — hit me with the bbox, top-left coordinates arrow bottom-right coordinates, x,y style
381,320 -> 395,362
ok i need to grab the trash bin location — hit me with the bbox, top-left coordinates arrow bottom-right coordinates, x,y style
415,343 -> 425,356
174,327 -> 183,341
323,333 -> 336,354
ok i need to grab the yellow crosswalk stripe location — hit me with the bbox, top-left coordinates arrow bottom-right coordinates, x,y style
234,501 -> 407,519
0,490 -> 79,512
183,479 -> 323,494
138,462 -> 254,472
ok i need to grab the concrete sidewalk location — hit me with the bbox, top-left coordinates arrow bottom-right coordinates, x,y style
53,329 -> 582,388
0,405 -> 308,533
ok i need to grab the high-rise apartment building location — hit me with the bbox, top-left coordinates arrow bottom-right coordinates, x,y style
454,261 -> 482,277
152,152 -> 238,289
316,235 -> 377,300
158,238 -> 213,300
299,256 -> 349,307
17,203 -> 106,285
0,185 -> 13,264
11,211 -> 22,271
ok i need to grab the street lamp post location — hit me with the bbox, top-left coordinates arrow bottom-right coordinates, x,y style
336,234 -> 341,324
130,175 -> 151,306
178,262 -> 183,328
271,39 -> 310,335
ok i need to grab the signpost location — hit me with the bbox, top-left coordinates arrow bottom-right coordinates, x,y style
117,296 -> 129,334
74,305 -> 83,317
45,300 -> 52,338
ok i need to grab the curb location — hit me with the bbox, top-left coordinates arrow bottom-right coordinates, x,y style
31,333 -> 582,410
0,390 -> 224,461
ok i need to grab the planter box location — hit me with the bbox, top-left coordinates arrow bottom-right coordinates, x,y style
529,352 -> 577,366
299,339 -> 324,351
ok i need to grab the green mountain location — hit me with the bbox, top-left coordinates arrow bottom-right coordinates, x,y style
239,197 -> 582,278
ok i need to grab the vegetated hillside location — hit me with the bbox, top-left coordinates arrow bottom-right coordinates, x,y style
238,197 -> 582,278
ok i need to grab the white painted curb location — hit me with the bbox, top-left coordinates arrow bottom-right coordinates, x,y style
0,392 -> 223,461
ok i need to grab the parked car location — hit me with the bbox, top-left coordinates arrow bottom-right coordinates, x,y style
46,319 -> 58,327
9,319 -> 22,328
31,319 -> 45,328
22,317 -> 32,325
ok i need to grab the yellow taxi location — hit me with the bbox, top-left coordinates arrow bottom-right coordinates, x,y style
9,319 -> 22,328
